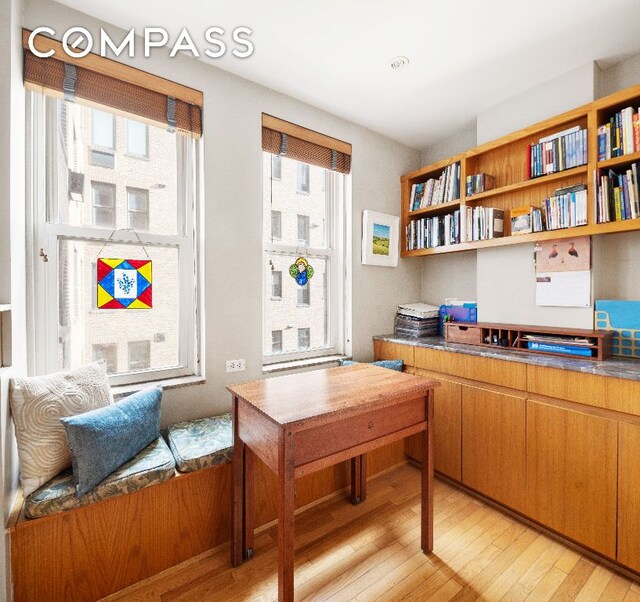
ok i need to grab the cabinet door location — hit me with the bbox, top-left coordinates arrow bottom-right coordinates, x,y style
618,421 -> 640,571
527,400 -> 617,559
373,340 -> 414,366
406,375 -> 462,481
462,385 -> 526,512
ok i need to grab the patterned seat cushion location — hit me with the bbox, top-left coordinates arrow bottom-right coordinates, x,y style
25,437 -> 175,519
167,413 -> 233,473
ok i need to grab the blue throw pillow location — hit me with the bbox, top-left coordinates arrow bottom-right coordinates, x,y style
339,359 -> 404,371
60,386 -> 162,497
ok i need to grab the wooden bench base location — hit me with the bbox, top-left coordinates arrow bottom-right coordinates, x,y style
10,442 -> 405,602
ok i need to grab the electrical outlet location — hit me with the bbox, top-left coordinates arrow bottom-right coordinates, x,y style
226,359 -> 246,372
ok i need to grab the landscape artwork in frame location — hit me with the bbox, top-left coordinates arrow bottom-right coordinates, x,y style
362,210 -> 399,267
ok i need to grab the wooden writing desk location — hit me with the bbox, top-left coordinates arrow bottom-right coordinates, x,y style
227,363 -> 438,601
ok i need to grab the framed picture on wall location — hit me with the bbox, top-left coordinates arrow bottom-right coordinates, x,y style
361,210 -> 399,267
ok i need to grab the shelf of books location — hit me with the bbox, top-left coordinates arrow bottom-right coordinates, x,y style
400,82 -> 640,257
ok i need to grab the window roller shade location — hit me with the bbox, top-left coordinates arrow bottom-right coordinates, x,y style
23,42 -> 202,137
262,115 -> 351,174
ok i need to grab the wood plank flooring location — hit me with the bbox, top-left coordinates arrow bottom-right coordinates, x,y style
102,463 -> 638,601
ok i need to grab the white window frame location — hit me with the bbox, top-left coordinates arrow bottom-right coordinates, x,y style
27,91 -> 202,386
263,157 -> 351,365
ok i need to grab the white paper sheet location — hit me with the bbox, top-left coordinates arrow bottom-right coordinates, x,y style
535,270 -> 591,307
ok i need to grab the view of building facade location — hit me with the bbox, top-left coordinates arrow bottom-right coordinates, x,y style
54,100 -> 182,375
262,154 -> 331,358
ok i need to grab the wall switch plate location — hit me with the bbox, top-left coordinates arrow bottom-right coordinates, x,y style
226,359 -> 246,372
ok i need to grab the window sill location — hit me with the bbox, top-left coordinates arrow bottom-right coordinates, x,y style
262,354 -> 350,374
111,375 -> 205,399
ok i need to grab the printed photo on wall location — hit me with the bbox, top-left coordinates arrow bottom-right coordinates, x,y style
362,211 -> 399,267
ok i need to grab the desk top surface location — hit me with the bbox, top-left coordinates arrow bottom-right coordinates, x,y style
227,363 -> 437,427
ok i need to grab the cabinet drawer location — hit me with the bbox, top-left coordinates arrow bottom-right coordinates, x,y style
295,396 -> 426,468
528,364 -> 640,416
415,347 -> 526,391
445,323 -> 483,345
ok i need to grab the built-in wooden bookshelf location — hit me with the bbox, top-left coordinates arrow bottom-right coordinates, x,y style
401,82 -> 640,256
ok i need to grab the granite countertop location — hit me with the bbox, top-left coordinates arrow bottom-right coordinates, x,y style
374,334 -> 640,382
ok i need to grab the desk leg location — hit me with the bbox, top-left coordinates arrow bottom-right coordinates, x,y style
350,454 -> 367,504
244,446 -> 254,559
421,391 -> 434,554
231,395 -> 245,567
278,428 -> 296,602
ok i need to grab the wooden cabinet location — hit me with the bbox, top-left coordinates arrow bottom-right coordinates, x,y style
526,400 -> 617,559
374,337 -> 640,572
618,421 -> 640,571
373,339 -> 414,366
461,385 -> 526,512
414,346 -> 526,390
405,369 -> 461,481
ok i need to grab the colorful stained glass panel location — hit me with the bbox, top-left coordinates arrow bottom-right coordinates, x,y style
97,258 -> 152,309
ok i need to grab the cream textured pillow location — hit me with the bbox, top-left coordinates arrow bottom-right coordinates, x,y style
10,361 -> 114,496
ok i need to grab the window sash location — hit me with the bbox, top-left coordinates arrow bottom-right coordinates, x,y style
262,165 -> 346,364
27,91 -> 200,385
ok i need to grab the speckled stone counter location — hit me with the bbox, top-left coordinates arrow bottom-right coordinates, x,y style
374,334 -> 640,382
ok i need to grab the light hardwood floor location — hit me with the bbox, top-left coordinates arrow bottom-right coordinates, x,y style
103,463 -> 640,601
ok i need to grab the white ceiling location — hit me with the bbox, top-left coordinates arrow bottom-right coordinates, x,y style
55,0 -> 640,149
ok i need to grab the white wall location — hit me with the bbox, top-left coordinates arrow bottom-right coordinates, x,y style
0,0 -> 26,597
477,62 -> 598,145
420,252 -> 477,307
419,58 -> 640,328
21,0 -> 422,427
421,122 -> 476,167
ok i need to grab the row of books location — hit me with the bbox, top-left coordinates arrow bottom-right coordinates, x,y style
466,173 -> 495,196
595,163 -> 640,223
406,184 -> 587,250
409,162 -> 461,211
462,206 -> 505,242
597,106 -> 640,161
528,126 -> 587,178
538,184 -> 588,231
405,211 -> 461,250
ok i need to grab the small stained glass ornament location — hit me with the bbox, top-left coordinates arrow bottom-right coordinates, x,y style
289,257 -> 314,287
96,258 -> 152,309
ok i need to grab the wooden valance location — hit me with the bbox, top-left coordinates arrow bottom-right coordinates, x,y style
262,114 -> 351,174
23,29 -> 202,137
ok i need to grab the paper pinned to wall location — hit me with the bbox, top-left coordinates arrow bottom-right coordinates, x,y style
534,236 -> 591,307
535,271 -> 591,307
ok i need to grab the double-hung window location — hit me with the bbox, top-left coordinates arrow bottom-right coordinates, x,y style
262,114 -> 351,363
25,36 -> 203,385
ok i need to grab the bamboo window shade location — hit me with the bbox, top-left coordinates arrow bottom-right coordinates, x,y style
22,30 -> 202,137
262,114 -> 352,174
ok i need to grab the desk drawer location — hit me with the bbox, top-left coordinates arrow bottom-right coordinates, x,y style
295,397 -> 426,468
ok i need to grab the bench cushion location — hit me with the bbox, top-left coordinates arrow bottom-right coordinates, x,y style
24,437 -> 175,519
339,359 -> 404,371
167,414 -> 233,473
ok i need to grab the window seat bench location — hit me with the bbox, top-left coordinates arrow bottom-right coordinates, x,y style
8,413 -> 235,602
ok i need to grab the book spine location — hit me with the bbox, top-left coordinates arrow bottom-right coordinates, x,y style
634,113 -> 640,153
598,125 -> 607,161
527,341 -> 593,357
